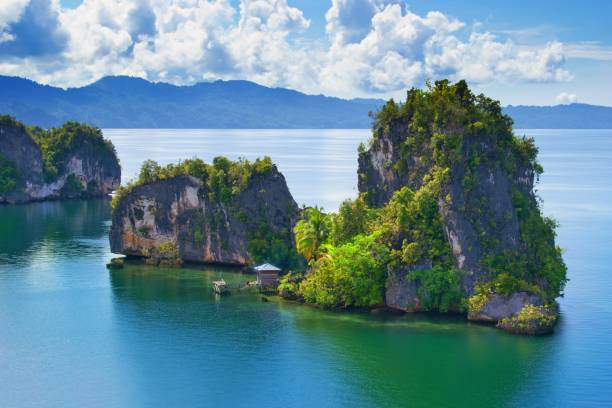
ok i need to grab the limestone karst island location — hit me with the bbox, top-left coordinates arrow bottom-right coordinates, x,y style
102,80 -> 565,335
2,1 -> 611,406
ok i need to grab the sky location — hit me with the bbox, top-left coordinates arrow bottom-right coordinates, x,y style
0,0 -> 611,106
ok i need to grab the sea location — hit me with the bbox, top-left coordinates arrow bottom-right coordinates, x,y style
0,129 -> 611,407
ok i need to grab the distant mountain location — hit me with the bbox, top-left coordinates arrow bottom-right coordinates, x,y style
1,75 -> 611,129
504,103 -> 612,129
0,75 -> 381,129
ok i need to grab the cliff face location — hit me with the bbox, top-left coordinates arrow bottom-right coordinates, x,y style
110,167 -> 299,267
0,117 -> 120,203
360,121 -> 532,296
0,119 -> 45,193
357,80 -> 566,323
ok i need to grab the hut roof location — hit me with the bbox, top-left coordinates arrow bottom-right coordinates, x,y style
254,263 -> 281,272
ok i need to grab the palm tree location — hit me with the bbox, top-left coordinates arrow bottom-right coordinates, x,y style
294,206 -> 329,264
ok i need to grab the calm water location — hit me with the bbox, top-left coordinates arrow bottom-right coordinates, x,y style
0,129 -> 611,407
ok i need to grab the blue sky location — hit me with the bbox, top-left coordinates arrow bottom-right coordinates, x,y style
2,0 -> 610,105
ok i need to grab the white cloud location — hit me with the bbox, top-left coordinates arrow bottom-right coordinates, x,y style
226,0 -> 311,87
556,92 -> 577,104
0,0 -> 29,31
565,41 -> 612,61
0,0 -> 68,57
325,0 -> 399,46
0,0 -> 574,97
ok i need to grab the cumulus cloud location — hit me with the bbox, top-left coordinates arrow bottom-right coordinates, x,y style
556,92 -> 577,104
226,0 -> 311,87
0,0 -> 29,37
0,0 -> 573,96
326,0 -> 399,46
322,5 -> 466,93
0,0 -> 68,57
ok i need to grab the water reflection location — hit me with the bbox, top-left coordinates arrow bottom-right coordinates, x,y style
0,199 -> 111,265
108,264 -> 358,407
278,301 -> 552,408
108,263 -> 552,408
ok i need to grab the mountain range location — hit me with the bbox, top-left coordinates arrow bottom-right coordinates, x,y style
1,75 -> 611,129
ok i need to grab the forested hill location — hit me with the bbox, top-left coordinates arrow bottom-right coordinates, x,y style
0,76 -> 380,129
505,104 -> 612,129
1,75 -> 611,129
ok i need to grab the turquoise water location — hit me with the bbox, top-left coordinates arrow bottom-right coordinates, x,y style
0,129 -> 611,407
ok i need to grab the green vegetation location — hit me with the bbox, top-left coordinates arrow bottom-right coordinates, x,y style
31,121 -> 117,182
291,185 -> 456,309
62,174 -> 84,195
0,155 -> 18,194
298,233 -> 390,308
497,304 -> 557,334
113,156 -> 274,208
293,206 -> 330,264
409,267 -> 464,313
291,79 -> 566,311
247,220 -> 300,270
467,285 -> 492,316
0,115 -> 117,186
277,272 -> 303,299
0,114 -> 27,131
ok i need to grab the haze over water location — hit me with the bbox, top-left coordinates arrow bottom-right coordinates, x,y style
0,129 -> 611,407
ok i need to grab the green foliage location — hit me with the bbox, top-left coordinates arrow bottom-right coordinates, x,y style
0,154 -> 18,194
295,169 -> 454,309
62,174 -> 84,195
137,225 -> 150,236
497,304 -> 557,335
277,272 -> 303,298
155,241 -> 179,260
294,206 -> 330,263
0,116 -> 116,192
247,221 -> 300,270
368,79 -> 566,301
194,228 -> 204,245
31,121 -> 117,182
370,80 -> 541,183
492,273 -> 542,297
357,142 -> 366,155
510,188 -> 567,298
328,195 -> 376,246
298,233 -> 390,308
467,285 -> 493,315
478,188 -> 567,300
409,267 -> 464,312
375,183 -> 452,269
112,156 -> 275,209
0,115 -> 27,132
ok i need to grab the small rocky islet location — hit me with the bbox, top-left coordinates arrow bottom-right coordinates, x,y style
109,80 -> 567,335
0,80 -> 567,335
0,115 -> 120,203
109,157 -> 300,269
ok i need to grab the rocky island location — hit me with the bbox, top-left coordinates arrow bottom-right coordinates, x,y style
0,116 -> 120,204
110,157 -> 300,269
109,80 -> 566,335
282,80 -> 566,334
